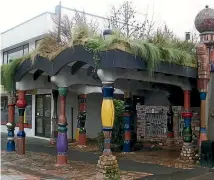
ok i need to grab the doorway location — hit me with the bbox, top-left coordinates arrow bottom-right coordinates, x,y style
35,94 -> 51,138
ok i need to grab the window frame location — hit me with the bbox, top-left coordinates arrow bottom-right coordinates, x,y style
35,39 -> 43,48
3,43 -> 29,64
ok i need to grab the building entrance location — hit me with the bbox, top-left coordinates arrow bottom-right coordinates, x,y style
35,94 -> 51,138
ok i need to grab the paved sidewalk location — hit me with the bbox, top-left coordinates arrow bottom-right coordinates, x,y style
1,133 -> 214,179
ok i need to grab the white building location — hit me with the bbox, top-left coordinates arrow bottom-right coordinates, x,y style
0,7 -> 109,140
0,5 -> 178,142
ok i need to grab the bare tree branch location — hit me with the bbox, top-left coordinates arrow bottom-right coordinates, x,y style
106,1 -> 156,39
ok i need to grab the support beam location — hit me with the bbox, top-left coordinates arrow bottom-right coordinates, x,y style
71,61 -> 87,75
123,91 -> 132,152
6,91 -> 16,151
57,87 -> 68,165
78,94 -> 87,146
50,90 -> 59,145
16,90 -> 27,155
33,69 -> 44,80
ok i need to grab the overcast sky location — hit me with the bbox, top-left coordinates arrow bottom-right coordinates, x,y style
0,0 -> 214,39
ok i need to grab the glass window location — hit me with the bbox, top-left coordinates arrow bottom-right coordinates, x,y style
8,46 -> 23,62
23,44 -> 29,55
35,39 -> 43,48
3,52 -> 8,64
5,44 -> 29,63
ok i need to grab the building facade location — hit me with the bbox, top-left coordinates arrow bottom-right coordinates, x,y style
0,6 -> 182,141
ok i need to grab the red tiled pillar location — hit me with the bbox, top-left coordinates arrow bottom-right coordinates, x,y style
16,90 -> 27,155
78,94 -> 87,146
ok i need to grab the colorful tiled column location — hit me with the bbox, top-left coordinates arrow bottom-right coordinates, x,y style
182,90 -> 193,143
97,82 -> 119,176
16,90 -> 27,155
57,87 -> 68,165
123,91 -> 132,152
78,94 -> 87,146
6,91 -> 16,151
194,5 -> 214,147
180,90 -> 196,163
50,90 -> 59,145
196,44 -> 210,147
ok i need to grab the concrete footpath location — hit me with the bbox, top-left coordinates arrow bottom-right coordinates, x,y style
1,133 -> 213,180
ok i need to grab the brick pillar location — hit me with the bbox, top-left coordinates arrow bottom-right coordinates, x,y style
123,91 -> 132,152
6,91 -> 16,151
50,90 -> 59,145
78,94 -> 87,146
56,87 -> 68,165
16,90 -> 27,155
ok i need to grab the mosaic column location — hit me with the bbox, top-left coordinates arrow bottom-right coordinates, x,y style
6,91 -> 16,151
167,105 -> 174,138
194,5 -> 214,146
57,87 -> 68,165
97,81 -> 119,175
16,90 -> 27,155
78,94 -> 87,146
102,83 -> 114,155
50,90 -> 59,145
196,44 -> 210,146
123,91 -> 132,152
182,90 -> 193,143
180,90 -> 196,162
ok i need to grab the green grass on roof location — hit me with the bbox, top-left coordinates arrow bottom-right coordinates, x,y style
0,24 -> 197,92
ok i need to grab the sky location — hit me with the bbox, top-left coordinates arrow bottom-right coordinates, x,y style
0,0 -> 214,39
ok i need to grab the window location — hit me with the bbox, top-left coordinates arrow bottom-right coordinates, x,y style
35,39 -> 43,48
3,52 -> 8,64
3,44 -> 29,64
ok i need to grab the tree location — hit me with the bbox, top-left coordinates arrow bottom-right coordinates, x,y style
107,1 -> 155,39
49,10 -> 99,45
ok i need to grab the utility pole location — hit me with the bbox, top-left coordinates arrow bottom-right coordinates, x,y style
55,1 -> 62,43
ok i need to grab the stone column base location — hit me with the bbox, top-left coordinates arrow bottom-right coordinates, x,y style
165,138 -> 174,146
97,155 -> 119,178
180,142 -> 198,164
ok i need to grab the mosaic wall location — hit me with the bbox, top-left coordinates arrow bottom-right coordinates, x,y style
136,104 -> 200,142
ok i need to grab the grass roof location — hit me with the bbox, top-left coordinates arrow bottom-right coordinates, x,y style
1,24 -> 197,92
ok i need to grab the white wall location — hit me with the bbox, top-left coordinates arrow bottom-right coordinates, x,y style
1,12 -> 54,50
63,92 -> 102,140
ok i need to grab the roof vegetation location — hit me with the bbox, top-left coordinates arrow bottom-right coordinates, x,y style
1,16 -> 197,92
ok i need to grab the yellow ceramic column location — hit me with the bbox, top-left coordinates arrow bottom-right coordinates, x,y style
101,82 -> 115,155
